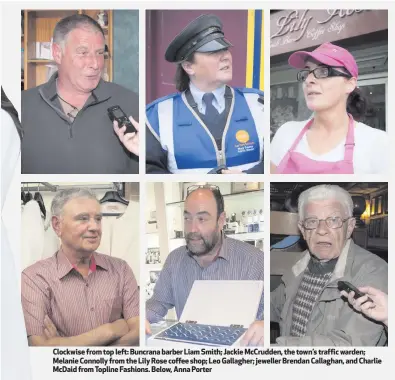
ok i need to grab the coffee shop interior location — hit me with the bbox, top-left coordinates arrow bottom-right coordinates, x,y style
19,182 -> 140,286
269,182 -> 388,341
145,182 -> 264,318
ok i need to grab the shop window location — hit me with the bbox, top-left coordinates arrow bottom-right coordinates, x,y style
357,83 -> 386,131
270,82 -> 311,140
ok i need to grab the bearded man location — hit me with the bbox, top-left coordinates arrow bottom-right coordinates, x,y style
145,184 -> 264,346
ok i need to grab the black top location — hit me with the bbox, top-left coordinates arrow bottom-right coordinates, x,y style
21,73 -> 139,174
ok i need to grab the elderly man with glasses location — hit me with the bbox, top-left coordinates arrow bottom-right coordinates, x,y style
146,184 -> 265,346
271,184 -> 388,346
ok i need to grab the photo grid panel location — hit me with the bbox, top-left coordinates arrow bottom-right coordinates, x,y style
1,3 -> 393,380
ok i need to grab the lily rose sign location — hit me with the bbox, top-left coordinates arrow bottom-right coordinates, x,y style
270,9 -> 388,56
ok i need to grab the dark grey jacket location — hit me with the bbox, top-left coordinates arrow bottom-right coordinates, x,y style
271,239 -> 388,346
21,73 -> 139,174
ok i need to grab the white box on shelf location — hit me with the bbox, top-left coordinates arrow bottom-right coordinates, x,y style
146,222 -> 158,233
231,182 -> 260,193
35,41 -> 52,60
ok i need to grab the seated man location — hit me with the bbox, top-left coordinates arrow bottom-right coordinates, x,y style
271,184 -> 388,346
146,185 -> 264,346
21,188 -> 139,346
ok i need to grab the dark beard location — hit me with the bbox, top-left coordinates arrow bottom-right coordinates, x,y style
186,231 -> 220,256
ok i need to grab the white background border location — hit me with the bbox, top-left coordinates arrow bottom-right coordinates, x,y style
1,1 -> 394,379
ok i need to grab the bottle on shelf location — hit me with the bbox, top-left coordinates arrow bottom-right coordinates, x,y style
259,209 -> 264,232
253,210 -> 259,232
241,211 -> 246,233
227,212 -> 239,234
247,210 -> 253,233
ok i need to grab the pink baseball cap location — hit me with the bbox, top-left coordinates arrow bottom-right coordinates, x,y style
288,42 -> 358,78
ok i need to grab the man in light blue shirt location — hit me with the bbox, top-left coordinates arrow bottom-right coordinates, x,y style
146,185 -> 265,346
189,82 -> 226,115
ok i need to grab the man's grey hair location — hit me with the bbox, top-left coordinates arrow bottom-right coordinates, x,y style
51,187 -> 98,217
53,14 -> 104,48
298,184 -> 354,220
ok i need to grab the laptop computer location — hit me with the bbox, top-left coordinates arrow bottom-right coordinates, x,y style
147,280 -> 263,347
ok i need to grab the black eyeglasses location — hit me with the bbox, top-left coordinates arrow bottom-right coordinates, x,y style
186,184 -> 224,214
297,66 -> 352,82
187,184 -> 220,195
301,216 -> 352,230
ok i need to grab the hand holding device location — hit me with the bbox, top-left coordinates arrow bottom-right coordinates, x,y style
338,281 -> 366,299
108,105 -> 137,134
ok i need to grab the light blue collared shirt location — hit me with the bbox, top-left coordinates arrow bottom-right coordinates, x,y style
146,236 -> 264,324
189,82 -> 226,115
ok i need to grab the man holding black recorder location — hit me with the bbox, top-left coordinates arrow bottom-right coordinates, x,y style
21,14 -> 139,174
271,184 -> 388,346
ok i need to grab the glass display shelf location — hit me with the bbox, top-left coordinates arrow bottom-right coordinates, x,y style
169,231 -> 264,241
165,189 -> 264,207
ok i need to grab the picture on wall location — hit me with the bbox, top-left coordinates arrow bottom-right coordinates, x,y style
146,270 -> 161,300
146,247 -> 161,264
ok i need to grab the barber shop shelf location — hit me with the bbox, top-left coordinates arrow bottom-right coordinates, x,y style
27,59 -> 54,63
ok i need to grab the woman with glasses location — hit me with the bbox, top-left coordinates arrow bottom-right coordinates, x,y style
270,42 -> 388,174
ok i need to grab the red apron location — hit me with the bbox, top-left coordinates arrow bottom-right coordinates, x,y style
276,115 -> 355,174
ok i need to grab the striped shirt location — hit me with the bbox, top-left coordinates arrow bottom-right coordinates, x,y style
21,250 -> 139,338
290,270 -> 332,337
146,237 -> 264,323
290,256 -> 337,337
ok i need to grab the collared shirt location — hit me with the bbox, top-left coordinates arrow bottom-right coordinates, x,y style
189,82 -> 226,114
21,250 -> 139,338
146,237 -> 264,324
70,253 -> 97,274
